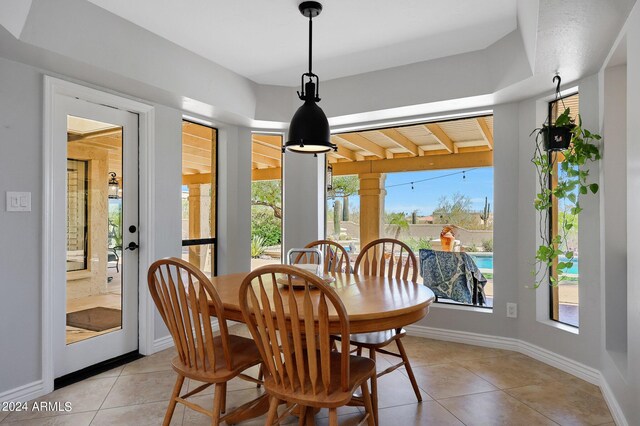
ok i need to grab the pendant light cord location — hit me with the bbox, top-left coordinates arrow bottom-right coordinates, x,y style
308,14 -> 313,76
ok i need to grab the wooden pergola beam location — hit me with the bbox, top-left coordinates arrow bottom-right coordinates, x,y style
252,167 -> 281,181
335,134 -> 386,159
253,134 -> 283,149
377,129 -> 420,156
424,123 -> 457,153
67,127 -> 122,141
334,144 -> 357,161
252,152 -> 280,168
331,151 -> 492,176
476,117 -> 494,149
252,143 -> 282,160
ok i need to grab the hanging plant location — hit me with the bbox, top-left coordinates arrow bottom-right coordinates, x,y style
531,76 -> 601,287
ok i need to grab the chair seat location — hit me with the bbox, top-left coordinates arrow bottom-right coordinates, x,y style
172,334 -> 262,382
264,351 -> 375,408
339,328 -> 407,348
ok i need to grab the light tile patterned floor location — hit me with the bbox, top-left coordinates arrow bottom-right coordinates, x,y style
0,326 -> 614,425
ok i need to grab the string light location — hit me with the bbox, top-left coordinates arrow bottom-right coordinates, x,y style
385,168 -> 478,189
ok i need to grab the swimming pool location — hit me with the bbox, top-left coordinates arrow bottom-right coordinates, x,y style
469,253 -> 579,275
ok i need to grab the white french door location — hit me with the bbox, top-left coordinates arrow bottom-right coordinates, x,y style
52,94 -> 139,378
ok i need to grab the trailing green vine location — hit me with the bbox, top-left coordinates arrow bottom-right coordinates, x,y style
531,108 -> 601,287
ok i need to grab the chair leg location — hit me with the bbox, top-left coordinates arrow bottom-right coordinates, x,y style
298,405 -> 308,426
162,374 -> 185,426
369,348 -> 378,424
211,383 -> 224,426
360,382 -> 376,426
328,408 -> 338,426
396,338 -> 422,402
219,382 -> 227,414
257,364 -> 264,388
357,346 -> 363,356
266,396 -> 279,426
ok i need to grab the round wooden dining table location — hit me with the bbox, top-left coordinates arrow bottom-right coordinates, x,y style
208,271 -> 436,333
206,270 -> 435,424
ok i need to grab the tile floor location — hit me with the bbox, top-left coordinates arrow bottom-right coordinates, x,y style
1,326 -> 614,425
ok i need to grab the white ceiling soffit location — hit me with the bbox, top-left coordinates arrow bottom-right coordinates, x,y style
86,0 -> 517,86
0,0 -> 33,38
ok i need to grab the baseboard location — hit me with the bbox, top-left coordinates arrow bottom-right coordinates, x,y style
599,375 -> 628,426
405,324 -> 626,424
405,324 -> 518,351
151,318 -> 221,354
151,335 -> 175,353
0,380 -> 45,403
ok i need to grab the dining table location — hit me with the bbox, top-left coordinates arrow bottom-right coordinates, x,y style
206,270 -> 436,424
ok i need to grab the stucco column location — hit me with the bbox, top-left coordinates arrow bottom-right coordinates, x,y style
188,183 -> 211,268
358,173 -> 386,248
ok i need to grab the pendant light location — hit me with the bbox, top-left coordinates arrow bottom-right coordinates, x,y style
283,1 -> 337,155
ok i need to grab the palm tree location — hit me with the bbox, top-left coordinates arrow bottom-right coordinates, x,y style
385,212 -> 409,239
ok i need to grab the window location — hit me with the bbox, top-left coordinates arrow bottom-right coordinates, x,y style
325,116 -> 494,307
250,134 -> 283,270
181,121 -> 217,276
549,93 -> 580,327
66,159 -> 89,272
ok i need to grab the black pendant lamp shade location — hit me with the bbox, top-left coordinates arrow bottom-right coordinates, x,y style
284,1 -> 336,154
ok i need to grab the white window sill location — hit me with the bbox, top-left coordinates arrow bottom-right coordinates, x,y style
538,318 -> 579,335
431,302 -> 493,314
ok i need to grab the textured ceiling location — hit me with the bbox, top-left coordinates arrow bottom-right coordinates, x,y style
86,0 -> 517,86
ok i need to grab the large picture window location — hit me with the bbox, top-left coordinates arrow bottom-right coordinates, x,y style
549,93 -> 580,327
325,116 -> 494,307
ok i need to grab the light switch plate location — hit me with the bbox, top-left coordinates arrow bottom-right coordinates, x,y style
6,192 -> 31,212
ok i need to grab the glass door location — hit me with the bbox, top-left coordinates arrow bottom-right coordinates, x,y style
53,95 -> 139,378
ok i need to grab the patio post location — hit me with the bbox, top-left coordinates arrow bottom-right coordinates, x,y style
358,173 -> 386,248
187,183 -> 212,268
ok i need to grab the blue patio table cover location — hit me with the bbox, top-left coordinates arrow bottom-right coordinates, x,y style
419,249 -> 487,305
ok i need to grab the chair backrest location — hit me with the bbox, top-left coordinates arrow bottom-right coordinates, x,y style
354,238 -> 418,282
148,257 -> 231,372
287,247 -> 323,267
239,265 -> 351,395
296,240 -> 352,273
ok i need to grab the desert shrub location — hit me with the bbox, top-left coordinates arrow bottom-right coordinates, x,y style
251,235 -> 267,258
406,237 -> 432,252
251,208 -> 281,246
481,239 -> 493,252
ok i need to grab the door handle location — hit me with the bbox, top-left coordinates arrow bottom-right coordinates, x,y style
125,241 -> 139,251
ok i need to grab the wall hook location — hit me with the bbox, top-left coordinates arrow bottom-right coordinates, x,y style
553,74 -> 562,95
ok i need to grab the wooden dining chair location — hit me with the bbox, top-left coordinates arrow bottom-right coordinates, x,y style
148,257 -> 263,426
239,265 -> 376,426
294,240 -> 352,273
344,239 -> 422,416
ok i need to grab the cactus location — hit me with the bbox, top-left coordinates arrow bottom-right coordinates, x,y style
480,197 -> 491,229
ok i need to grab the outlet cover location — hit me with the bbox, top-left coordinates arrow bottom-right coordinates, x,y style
506,302 -> 518,318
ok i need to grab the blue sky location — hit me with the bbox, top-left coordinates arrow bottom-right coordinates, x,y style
339,167 -> 494,216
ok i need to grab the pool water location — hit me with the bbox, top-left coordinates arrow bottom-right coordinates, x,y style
469,254 -> 579,275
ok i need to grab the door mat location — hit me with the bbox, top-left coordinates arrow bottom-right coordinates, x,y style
67,307 -> 122,332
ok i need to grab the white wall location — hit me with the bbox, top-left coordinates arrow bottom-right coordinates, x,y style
0,56 -> 44,393
151,105 -> 183,339
217,125 -> 252,275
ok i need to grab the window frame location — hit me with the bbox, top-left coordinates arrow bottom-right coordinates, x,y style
547,93 -> 580,328
181,119 -> 218,277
